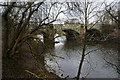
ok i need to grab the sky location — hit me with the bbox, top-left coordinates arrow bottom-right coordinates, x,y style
0,0 -> 119,24
57,0 -> 120,24
0,0 -> 118,2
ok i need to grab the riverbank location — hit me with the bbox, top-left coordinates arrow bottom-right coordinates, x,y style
2,53 -> 62,79
2,40 -> 62,80
86,37 -> 120,50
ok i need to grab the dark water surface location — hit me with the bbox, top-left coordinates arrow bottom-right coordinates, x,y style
44,35 -> 118,78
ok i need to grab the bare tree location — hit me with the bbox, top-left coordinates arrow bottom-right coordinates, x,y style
2,1 -> 66,57
66,0 -> 105,79
104,1 -> 120,29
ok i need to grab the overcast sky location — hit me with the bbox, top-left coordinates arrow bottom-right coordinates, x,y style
0,0 -> 119,2
0,0 -> 119,24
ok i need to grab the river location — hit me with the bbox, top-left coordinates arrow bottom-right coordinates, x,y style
43,34 -> 119,78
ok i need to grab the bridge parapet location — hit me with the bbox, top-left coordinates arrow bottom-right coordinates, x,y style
54,24 -> 81,33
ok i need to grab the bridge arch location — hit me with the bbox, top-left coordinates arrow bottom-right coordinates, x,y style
62,29 -> 80,41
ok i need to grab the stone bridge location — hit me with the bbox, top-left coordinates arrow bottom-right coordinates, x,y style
53,24 -> 85,41
36,24 -> 103,42
54,24 -> 103,41
53,23 -> 101,34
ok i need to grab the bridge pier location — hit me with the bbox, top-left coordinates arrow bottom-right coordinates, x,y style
43,24 -> 55,49
80,24 -> 84,40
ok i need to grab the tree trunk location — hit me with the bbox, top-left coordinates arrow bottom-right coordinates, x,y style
76,1 -> 88,79
2,2 -> 15,56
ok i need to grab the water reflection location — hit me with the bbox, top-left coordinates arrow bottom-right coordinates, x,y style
45,35 -> 118,78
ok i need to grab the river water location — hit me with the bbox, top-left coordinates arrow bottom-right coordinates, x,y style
44,34 -> 119,78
